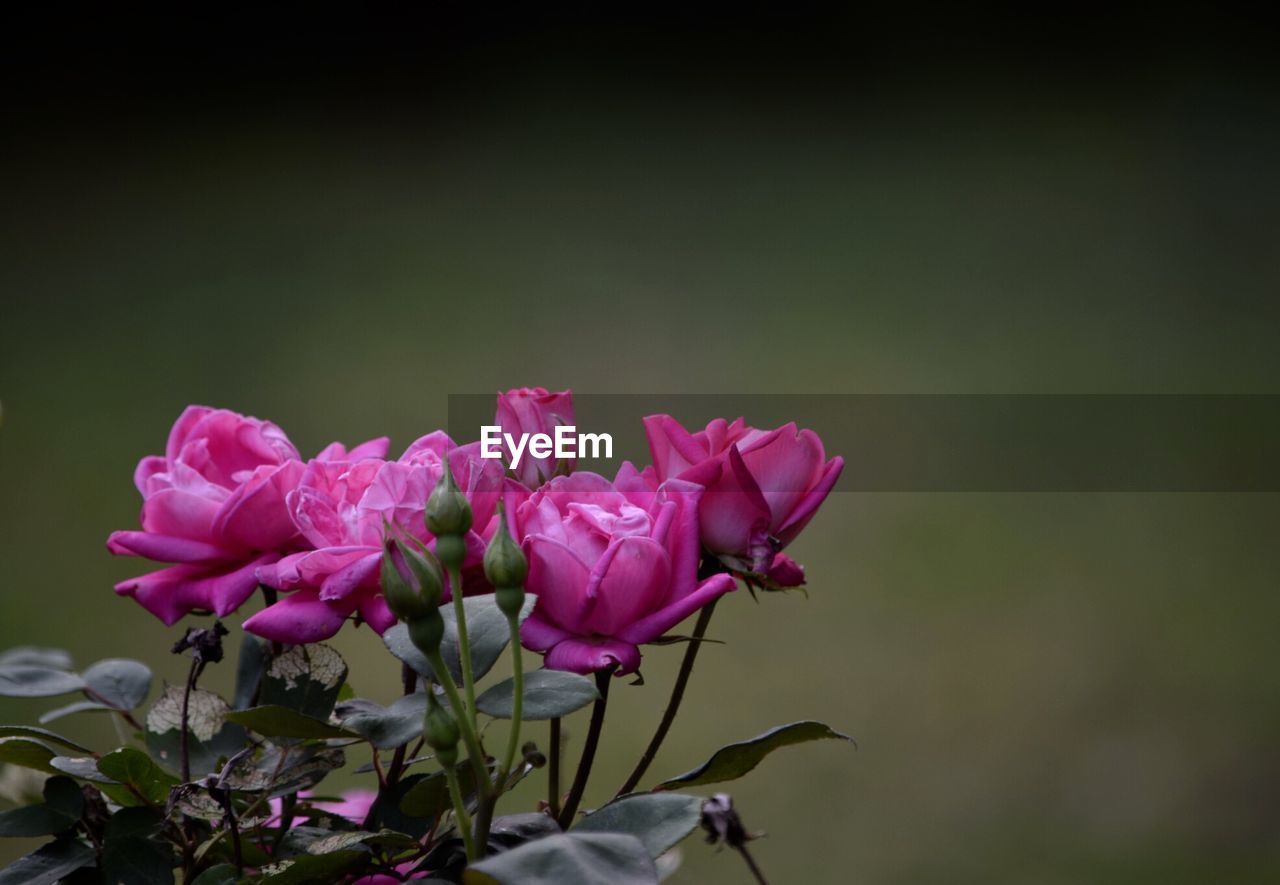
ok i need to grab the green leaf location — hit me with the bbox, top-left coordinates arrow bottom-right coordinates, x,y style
0,726 -> 92,753
221,746 -> 345,799
191,863 -> 238,885
259,849 -> 368,883
573,793 -> 703,858
279,827 -> 416,856
0,648 -> 74,670
0,667 -> 86,698
144,686 -> 248,778
656,720 -> 853,790
0,738 -> 59,774
225,705 -> 356,740
233,633 -> 271,710
0,778 -> 83,838
464,832 -> 657,885
0,804 -> 77,838
50,756 -> 119,784
81,659 -> 152,710
486,813 -> 561,850
38,701 -> 113,724
334,693 -> 427,749
102,807 -> 173,885
259,645 -> 348,721
475,670 -> 598,720
97,748 -> 179,806
0,836 -> 95,885
383,595 -> 536,684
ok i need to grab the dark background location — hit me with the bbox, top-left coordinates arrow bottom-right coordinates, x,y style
3,6 -> 1279,882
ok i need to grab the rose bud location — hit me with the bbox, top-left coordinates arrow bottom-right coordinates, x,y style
427,465 -> 472,570
483,506 -> 527,618
494,387 -> 576,487
424,693 -> 460,767
381,533 -> 444,621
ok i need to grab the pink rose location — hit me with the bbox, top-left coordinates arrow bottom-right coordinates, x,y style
244,432 -> 518,644
642,416 -> 843,581
514,467 -> 736,675
108,405 -> 389,625
494,387 -> 575,487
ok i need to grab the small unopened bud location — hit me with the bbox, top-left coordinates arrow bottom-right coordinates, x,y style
381,535 -> 444,620
426,465 -> 472,538
424,693 -> 460,766
407,610 -> 445,656
483,510 -> 528,590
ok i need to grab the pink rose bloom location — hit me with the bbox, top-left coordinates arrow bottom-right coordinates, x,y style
514,467 -> 737,675
642,416 -> 844,583
494,387 -> 575,487
245,432 -> 516,644
107,405 -> 387,625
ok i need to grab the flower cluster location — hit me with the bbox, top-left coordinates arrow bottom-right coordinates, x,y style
109,390 -> 843,674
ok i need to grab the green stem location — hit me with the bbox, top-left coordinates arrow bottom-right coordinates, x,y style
499,616 -> 525,779
547,717 -> 562,819
557,668 -> 613,828
449,566 -> 478,722
616,598 -> 719,796
443,763 -> 478,860
426,650 -> 490,798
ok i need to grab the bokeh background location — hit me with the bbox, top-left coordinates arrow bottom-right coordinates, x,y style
3,6 -> 1279,882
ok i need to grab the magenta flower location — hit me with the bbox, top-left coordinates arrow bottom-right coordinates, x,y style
514,468 -> 736,675
642,415 -> 843,582
494,386 -> 575,487
244,432 -> 513,644
107,405 -> 388,625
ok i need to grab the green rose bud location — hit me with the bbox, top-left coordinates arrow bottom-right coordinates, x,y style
483,510 -> 528,590
426,464 -> 472,537
381,537 -> 444,620
424,693 -> 460,766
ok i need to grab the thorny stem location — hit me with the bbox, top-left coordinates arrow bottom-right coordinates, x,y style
616,598 -> 719,796
547,717 -> 563,819
557,668 -> 614,828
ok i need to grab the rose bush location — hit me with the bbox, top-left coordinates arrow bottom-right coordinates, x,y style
3,390 -> 848,885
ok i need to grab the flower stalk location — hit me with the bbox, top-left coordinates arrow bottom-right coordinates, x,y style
617,597 -> 720,796
557,667 -> 614,828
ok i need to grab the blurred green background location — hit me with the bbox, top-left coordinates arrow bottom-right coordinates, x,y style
2,9 -> 1279,882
